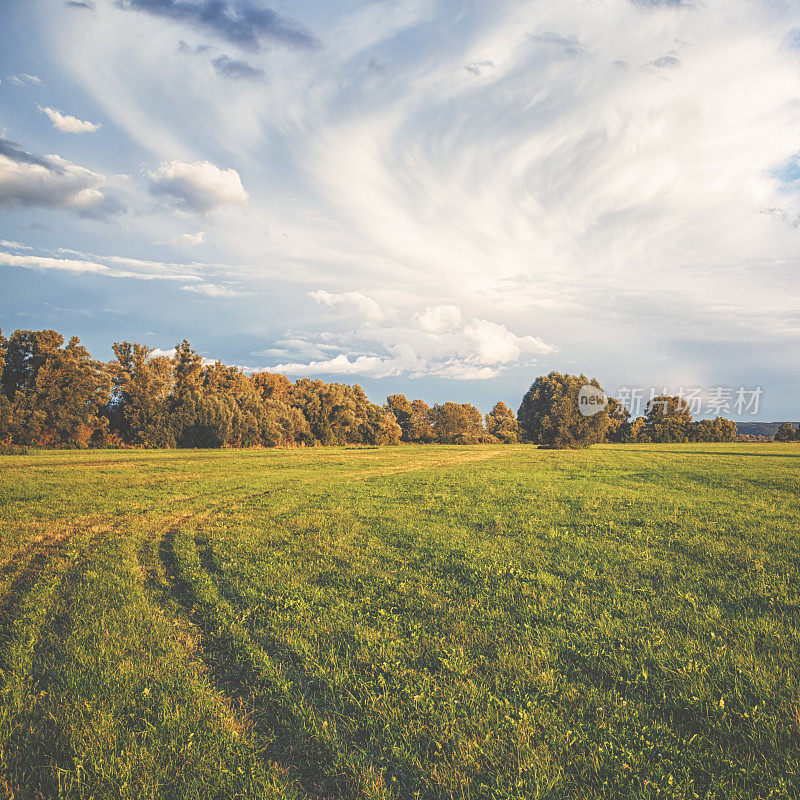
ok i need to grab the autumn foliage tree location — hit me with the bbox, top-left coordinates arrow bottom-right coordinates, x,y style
429,402 -> 485,444
518,372 -> 610,449
1,329 -> 110,447
644,395 -> 693,443
485,401 -> 519,443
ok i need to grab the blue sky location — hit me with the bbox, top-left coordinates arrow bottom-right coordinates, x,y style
2,0 -> 800,418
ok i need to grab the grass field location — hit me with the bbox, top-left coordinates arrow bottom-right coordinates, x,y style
0,444 -> 798,800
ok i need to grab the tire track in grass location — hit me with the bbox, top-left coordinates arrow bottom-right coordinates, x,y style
158,523 -> 360,800
0,524 -> 110,799
0,524 -> 105,648
135,507 -> 301,783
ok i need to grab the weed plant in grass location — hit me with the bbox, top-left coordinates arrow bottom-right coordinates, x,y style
0,444 -> 798,799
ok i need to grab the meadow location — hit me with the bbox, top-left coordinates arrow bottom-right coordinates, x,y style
0,444 -> 798,800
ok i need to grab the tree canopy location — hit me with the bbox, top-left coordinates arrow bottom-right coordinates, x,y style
518,372 -> 611,449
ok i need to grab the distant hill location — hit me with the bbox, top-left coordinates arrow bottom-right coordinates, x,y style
736,422 -> 799,438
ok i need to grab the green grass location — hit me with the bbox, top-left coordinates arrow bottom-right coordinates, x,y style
0,444 -> 798,799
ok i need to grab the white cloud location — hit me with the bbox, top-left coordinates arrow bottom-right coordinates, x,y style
8,73 -> 42,86
38,106 -> 100,133
267,296 -> 553,379
0,247 -> 203,281
0,251 -> 110,274
418,305 -> 463,334
149,160 -> 248,212
181,282 -> 238,297
308,289 -> 384,321
173,231 -> 206,246
149,347 -> 176,359
272,353 -> 394,377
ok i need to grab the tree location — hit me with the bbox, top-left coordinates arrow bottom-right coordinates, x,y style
774,421 -> 796,442
385,394 -> 414,442
517,372 -> 610,449
430,402 -> 485,444
689,418 -> 737,443
250,372 -> 292,402
360,405 -> 402,445
108,342 -> 175,447
168,340 -> 212,447
0,329 -> 12,442
409,399 -> 435,443
1,330 -> 110,448
605,397 -> 630,443
645,395 -> 692,443
485,402 -> 519,443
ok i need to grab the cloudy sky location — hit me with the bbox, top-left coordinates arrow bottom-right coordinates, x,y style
2,0 -> 800,418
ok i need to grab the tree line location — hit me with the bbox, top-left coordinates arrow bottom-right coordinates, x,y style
0,328 -> 518,449
0,328 -> 780,450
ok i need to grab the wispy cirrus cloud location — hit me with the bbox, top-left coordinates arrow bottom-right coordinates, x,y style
7,73 -> 42,86
0,247 -> 202,280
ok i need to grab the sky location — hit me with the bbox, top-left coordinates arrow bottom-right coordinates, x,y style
1,0 -> 800,419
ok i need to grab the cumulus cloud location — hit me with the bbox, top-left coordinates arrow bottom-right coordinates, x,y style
270,296 -> 553,380
211,55 -> 265,80
39,106 -> 101,133
0,137 -> 122,216
309,290 -> 384,322
418,305 -> 463,334
149,160 -> 248,212
173,231 -> 206,246
114,0 -> 318,50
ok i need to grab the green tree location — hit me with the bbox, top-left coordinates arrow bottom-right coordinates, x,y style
108,342 -> 175,447
385,394 -> 414,442
360,405 -> 402,445
605,397 -> 630,443
517,372 -> 610,449
250,372 -> 309,447
645,395 -> 692,443
1,330 -> 110,447
0,328 -> 12,442
774,421 -> 796,442
485,401 -> 519,443
689,418 -> 737,442
409,399 -> 435,443
430,402 -> 485,444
